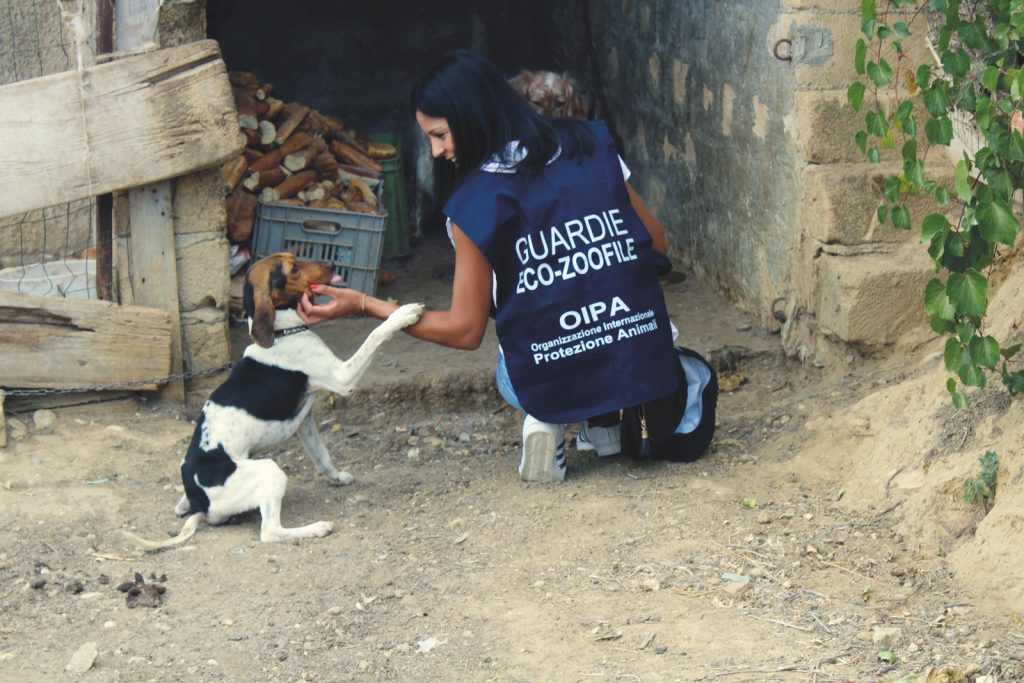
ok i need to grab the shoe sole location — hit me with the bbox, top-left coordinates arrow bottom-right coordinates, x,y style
520,431 -> 563,482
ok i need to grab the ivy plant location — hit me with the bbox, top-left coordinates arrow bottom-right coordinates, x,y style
849,0 -> 1024,407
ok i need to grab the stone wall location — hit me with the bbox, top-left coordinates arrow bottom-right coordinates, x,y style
550,0 -> 938,359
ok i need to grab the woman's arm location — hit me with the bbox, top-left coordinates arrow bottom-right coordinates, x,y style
626,181 -> 668,255
297,223 -> 493,350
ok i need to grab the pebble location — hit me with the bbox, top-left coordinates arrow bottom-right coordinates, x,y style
872,626 -> 902,649
33,409 -> 58,432
65,642 -> 98,673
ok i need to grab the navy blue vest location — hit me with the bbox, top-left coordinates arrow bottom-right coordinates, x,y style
445,121 -> 679,423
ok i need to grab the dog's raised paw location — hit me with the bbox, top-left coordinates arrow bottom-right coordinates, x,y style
390,302 -> 426,328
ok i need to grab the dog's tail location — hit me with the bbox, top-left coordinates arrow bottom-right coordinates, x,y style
121,513 -> 204,553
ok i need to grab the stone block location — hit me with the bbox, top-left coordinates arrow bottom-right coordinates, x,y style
173,169 -> 227,235
815,243 -> 933,344
175,232 -> 230,312
803,163 -> 891,244
180,306 -> 230,405
781,0 -> 858,9
784,12 -> 931,91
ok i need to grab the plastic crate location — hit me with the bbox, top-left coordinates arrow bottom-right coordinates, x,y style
252,202 -> 387,296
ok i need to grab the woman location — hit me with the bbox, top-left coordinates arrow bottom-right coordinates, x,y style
298,49 -> 715,482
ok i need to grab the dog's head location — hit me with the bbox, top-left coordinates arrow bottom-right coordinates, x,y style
244,252 -> 338,348
509,70 -> 591,120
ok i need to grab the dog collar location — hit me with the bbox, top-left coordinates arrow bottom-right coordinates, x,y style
274,325 -> 309,338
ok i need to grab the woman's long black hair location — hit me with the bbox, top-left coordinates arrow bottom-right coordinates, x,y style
412,49 -> 595,183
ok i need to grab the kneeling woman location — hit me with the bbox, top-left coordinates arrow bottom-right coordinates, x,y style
298,49 -> 716,481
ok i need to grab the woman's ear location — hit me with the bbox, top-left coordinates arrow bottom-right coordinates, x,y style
248,274 -> 276,348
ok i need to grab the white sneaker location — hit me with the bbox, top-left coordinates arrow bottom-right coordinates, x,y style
576,422 -> 621,457
519,416 -> 566,482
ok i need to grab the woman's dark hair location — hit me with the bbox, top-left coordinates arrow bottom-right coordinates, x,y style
412,49 -> 594,181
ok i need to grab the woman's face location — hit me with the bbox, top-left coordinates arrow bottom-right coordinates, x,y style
416,111 -> 457,165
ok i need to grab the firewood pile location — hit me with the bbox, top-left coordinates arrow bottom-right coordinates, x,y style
220,70 -> 397,317
220,70 -> 396,245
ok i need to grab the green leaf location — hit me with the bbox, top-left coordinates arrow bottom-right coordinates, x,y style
947,269 -> 989,317
904,159 -> 925,188
861,0 -> 876,24
935,186 -> 951,206
959,361 -> 987,388
1002,367 -> 1024,394
977,200 -> 1020,245
856,130 -> 868,154
893,21 -> 911,38
884,175 -> 901,203
970,335 -> 1001,370
922,83 -> 949,116
944,337 -> 963,371
855,39 -> 868,76
1002,343 -> 1022,360
982,66 -> 1000,93
901,137 -> 918,163
867,61 -> 892,88
954,160 -> 973,202
915,63 -> 932,90
942,49 -> 971,78
956,322 -> 975,343
877,204 -> 890,223
848,81 -> 866,112
921,213 -> 950,244
878,649 -> 897,663
867,147 -> 881,164
891,205 -> 911,230
925,277 -> 956,321
925,115 -> 954,145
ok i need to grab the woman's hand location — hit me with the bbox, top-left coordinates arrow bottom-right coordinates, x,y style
297,284 -> 362,325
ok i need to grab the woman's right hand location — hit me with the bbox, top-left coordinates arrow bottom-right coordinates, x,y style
297,284 -> 362,325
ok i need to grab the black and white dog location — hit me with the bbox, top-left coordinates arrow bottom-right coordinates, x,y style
124,252 -> 423,550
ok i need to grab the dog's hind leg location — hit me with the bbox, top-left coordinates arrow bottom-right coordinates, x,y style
227,458 -> 333,543
296,410 -> 354,486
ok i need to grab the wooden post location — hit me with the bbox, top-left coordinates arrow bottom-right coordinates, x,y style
117,0 -> 185,403
0,390 -> 7,448
94,0 -> 115,301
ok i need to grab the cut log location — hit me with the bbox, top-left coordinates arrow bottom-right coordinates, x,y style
280,132 -> 315,156
314,151 -> 338,175
242,166 -> 288,192
283,138 -> 326,172
1,40 -> 244,219
261,169 -> 317,203
220,155 -> 248,193
263,97 -> 285,121
243,147 -> 263,164
232,87 -> 259,130
276,104 -> 311,144
228,70 -> 261,89
330,139 -> 381,171
226,186 -> 258,243
259,120 -> 277,146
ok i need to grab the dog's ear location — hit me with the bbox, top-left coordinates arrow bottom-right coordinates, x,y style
247,266 -> 276,349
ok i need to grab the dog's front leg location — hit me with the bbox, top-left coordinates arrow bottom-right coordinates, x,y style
312,303 -> 425,396
296,410 -> 354,486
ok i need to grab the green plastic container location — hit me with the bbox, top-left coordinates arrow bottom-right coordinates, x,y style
370,132 -> 411,259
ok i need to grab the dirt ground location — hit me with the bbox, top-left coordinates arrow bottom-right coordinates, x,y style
2,234 -> 1023,682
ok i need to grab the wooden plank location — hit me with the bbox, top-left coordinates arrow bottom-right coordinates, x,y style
127,183 -> 185,402
0,290 -> 171,390
0,40 -> 244,219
